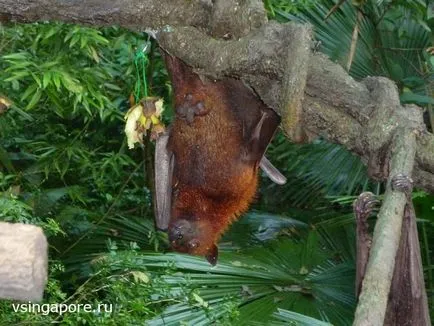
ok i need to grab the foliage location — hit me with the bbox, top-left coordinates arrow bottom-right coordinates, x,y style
0,22 -> 166,325
0,0 -> 433,325
141,228 -> 356,326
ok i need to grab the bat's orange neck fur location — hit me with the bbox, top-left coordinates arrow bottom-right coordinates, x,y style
171,177 -> 257,255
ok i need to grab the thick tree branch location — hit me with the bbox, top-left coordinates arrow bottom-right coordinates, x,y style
0,0 -> 212,30
353,129 -> 417,325
1,0 -> 433,194
0,0 -> 267,38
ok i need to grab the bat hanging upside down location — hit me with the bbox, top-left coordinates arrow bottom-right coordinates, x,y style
154,54 -> 286,265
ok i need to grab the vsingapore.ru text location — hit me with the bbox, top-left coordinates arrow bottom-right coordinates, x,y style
11,302 -> 114,316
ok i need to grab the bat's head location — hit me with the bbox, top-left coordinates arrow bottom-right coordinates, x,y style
168,218 -> 219,266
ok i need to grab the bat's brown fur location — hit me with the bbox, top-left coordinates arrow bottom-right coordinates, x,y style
164,54 -> 278,263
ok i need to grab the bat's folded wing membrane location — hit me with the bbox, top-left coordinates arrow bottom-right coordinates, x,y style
245,108 -> 287,185
154,132 -> 174,231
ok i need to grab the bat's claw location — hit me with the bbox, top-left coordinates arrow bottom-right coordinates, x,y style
391,174 -> 413,195
353,192 -> 379,221
176,93 -> 209,124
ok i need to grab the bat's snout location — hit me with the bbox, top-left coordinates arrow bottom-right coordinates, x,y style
168,219 -> 200,252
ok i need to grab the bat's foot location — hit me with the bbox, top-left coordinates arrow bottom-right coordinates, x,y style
391,174 -> 413,195
353,192 -> 379,221
176,93 -> 209,124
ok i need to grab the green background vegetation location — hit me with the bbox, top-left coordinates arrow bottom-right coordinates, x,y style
0,0 -> 433,325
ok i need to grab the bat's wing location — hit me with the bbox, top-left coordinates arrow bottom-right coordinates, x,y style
154,131 -> 174,231
244,108 -> 280,162
385,203 -> 431,325
260,156 -> 287,185
242,106 -> 286,184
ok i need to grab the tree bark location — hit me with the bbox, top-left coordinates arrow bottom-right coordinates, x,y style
0,222 -> 48,301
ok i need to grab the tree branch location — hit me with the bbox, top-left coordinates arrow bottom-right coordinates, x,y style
353,129 -> 417,325
0,0 -> 212,30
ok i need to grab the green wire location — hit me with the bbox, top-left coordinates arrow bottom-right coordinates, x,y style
133,39 -> 151,103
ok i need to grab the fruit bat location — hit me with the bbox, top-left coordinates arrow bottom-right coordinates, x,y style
154,53 -> 286,265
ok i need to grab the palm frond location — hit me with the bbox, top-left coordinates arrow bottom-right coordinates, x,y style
269,308 -> 333,326
139,229 -> 355,325
261,135 -> 377,210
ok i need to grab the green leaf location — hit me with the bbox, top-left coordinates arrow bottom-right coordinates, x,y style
31,72 -> 42,88
60,73 -> 83,93
52,72 -> 61,90
26,88 -> 42,110
4,71 -> 29,82
270,308 -> 333,326
69,34 -> 80,48
400,92 -> 434,105
104,83 -> 122,91
2,52 -> 29,60
42,71 -> 51,89
21,84 -> 38,102
43,26 -> 60,40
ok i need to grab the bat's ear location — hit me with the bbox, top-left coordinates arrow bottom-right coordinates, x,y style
205,245 -> 219,266
243,108 -> 280,164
